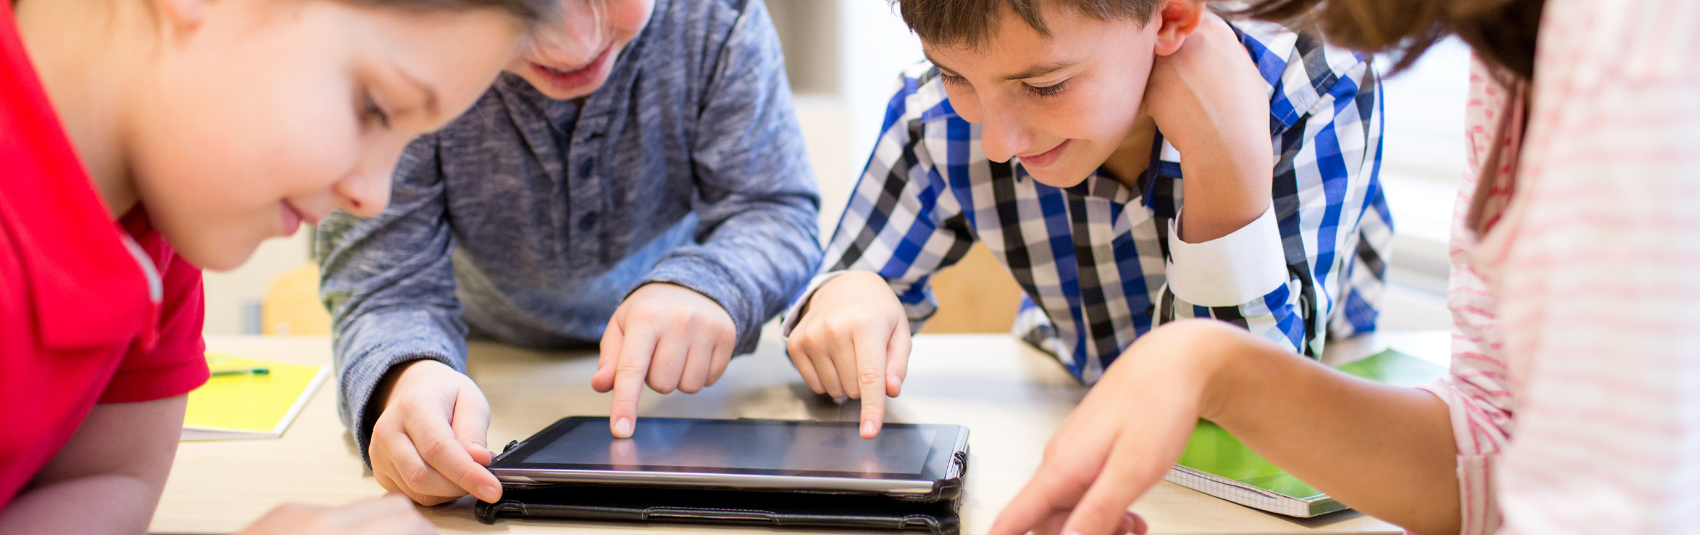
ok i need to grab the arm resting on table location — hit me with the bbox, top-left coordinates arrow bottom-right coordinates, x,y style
0,396 -> 187,535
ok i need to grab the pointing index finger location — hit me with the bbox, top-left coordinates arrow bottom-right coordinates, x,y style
854,327 -> 889,438
609,325 -> 658,438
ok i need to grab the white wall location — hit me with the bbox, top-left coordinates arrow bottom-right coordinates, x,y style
201,228 -> 310,334
771,0 -> 922,240
834,0 -> 925,186
1374,39 -> 1471,330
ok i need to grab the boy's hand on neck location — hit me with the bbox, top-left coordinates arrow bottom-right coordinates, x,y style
1143,10 -> 1274,243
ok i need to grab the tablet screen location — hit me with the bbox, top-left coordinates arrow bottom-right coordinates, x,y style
504,418 -> 962,478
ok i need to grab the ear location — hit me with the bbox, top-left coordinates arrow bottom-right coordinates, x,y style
155,0 -> 211,31
1151,0 -> 1206,57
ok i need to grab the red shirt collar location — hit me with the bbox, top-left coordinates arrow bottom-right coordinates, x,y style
0,0 -> 158,351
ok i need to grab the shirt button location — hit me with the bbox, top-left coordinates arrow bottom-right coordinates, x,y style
578,159 -> 594,177
578,212 -> 598,231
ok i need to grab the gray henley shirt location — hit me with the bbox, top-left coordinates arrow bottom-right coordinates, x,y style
316,0 -> 821,460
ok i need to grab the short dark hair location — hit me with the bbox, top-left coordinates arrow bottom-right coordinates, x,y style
894,0 -> 1161,48
347,0 -> 560,29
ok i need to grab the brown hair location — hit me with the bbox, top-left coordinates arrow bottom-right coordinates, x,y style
347,0 -> 559,28
894,0 -> 1162,48
1238,0 -> 1543,80
1241,0 -> 1545,235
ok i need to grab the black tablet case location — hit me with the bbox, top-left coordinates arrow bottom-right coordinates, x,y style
477,437 -> 967,534
476,421 -> 968,534
475,483 -> 962,534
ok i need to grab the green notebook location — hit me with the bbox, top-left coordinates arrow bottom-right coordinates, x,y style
1164,349 -> 1446,517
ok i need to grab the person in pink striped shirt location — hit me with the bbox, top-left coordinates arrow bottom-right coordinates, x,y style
984,0 -> 1700,534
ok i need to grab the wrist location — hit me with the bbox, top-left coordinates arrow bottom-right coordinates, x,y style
808,271 -> 889,315
1188,325 -> 1270,425
1169,120 -> 1274,235
1175,146 -> 1273,242
628,280 -> 737,328
1120,320 -> 1252,423
374,359 -> 442,412
1194,348 -> 1242,425
1101,320 -> 1243,420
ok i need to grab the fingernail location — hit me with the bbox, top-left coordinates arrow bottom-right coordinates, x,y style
861,420 -> 875,436
614,417 -> 633,437
478,485 -> 500,502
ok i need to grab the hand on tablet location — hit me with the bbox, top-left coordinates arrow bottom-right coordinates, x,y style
785,271 -> 911,438
236,495 -> 436,535
593,283 -> 737,438
369,360 -> 501,506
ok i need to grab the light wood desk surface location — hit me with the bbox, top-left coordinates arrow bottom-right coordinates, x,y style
153,331 -> 1428,534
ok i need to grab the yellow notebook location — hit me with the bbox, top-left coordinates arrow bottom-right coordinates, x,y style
182,353 -> 329,441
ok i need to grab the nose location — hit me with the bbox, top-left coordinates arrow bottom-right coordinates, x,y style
976,100 -> 1030,164
333,148 -> 400,219
333,170 -> 391,219
533,0 -> 608,60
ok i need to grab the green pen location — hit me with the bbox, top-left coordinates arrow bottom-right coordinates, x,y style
209,367 -> 270,376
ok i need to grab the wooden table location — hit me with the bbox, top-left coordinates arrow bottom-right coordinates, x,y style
152,330 -> 1425,534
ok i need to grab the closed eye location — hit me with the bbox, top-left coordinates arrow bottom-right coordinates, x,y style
1023,79 -> 1068,98
360,89 -> 391,129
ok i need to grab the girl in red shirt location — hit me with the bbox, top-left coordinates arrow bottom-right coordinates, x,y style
0,0 -> 557,532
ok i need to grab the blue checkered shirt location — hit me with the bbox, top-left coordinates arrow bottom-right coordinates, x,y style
798,21 -> 1392,384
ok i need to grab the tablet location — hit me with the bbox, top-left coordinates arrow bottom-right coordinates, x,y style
489,417 -> 970,499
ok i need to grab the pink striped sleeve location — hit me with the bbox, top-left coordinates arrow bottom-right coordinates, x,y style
1489,1 -> 1700,533
1414,56 -> 1518,535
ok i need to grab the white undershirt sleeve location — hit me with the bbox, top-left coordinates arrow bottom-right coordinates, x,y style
1164,203 -> 1289,307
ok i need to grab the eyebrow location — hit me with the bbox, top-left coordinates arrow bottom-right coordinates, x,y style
1000,61 -> 1074,81
392,64 -> 441,120
923,51 -> 960,77
924,51 -> 1076,82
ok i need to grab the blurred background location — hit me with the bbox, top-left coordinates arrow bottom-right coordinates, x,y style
206,1 -> 1468,338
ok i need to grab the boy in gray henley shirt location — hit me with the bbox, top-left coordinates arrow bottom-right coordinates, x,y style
316,0 -> 820,506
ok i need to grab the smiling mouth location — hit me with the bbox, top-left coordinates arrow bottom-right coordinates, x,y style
285,200 -> 324,223
537,59 -> 592,76
532,44 -> 613,89
1017,140 -> 1071,168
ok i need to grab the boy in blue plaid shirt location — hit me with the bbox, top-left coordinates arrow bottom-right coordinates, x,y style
783,0 -> 1391,438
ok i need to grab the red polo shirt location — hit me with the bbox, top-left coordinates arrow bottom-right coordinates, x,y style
1,2 -> 209,507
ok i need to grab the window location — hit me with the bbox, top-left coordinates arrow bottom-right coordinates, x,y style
1374,38 -> 1472,330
